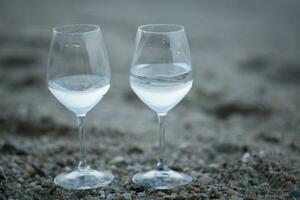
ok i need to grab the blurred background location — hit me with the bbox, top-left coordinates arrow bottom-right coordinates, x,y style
1,0 -> 299,144
0,0 -> 300,198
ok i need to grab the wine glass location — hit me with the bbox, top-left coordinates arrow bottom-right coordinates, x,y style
47,24 -> 114,189
130,24 -> 193,189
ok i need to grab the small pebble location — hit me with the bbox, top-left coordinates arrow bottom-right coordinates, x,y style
209,163 -> 219,169
137,192 -> 145,197
170,193 -> 177,198
258,150 -> 266,158
106,194 -> 115,200
199,174 -> 213,185
223,187 -> 239,196
290,190 -> 300,198
29,182 -> 36,187
25,164 -> 36,176
112,156 -> 125,164
123,193 -> 132,200
242,152 -> 251,163
17,177 -> 24,183
33,185 -> 42,190
231,196 -> 243,200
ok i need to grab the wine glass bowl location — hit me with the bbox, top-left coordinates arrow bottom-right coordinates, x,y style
47,24 -> 114,189
48,24 -> 111,117
130,24 -> 193,189
130,63 -> 193,114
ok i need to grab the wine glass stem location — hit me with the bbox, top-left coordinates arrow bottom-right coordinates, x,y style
157,113 -> 167,170
76,116 -> 89,171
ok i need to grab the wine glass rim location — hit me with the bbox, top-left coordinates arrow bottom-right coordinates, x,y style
138,24 -> 185,34
53,24 -> 100,34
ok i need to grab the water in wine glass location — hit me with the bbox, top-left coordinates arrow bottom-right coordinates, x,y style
48,74 -> 110,116
130,63 -> 192,114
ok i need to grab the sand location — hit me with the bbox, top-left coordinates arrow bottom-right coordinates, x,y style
0,0 -> 299,199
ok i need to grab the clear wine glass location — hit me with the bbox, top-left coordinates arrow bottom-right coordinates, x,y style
47,24 -> 114,189
130,24 -> 193,189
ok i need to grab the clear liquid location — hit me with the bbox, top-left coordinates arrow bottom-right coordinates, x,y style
48,74 -> 110,116
130,63 -> 193,114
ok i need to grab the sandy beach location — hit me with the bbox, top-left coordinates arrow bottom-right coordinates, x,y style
0,0 -> 300,199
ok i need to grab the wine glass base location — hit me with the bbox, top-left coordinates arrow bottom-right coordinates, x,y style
132,169 -> 192,189
54,168 -> 114,189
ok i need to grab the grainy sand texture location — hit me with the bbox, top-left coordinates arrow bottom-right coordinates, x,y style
0,0 -> 300,199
